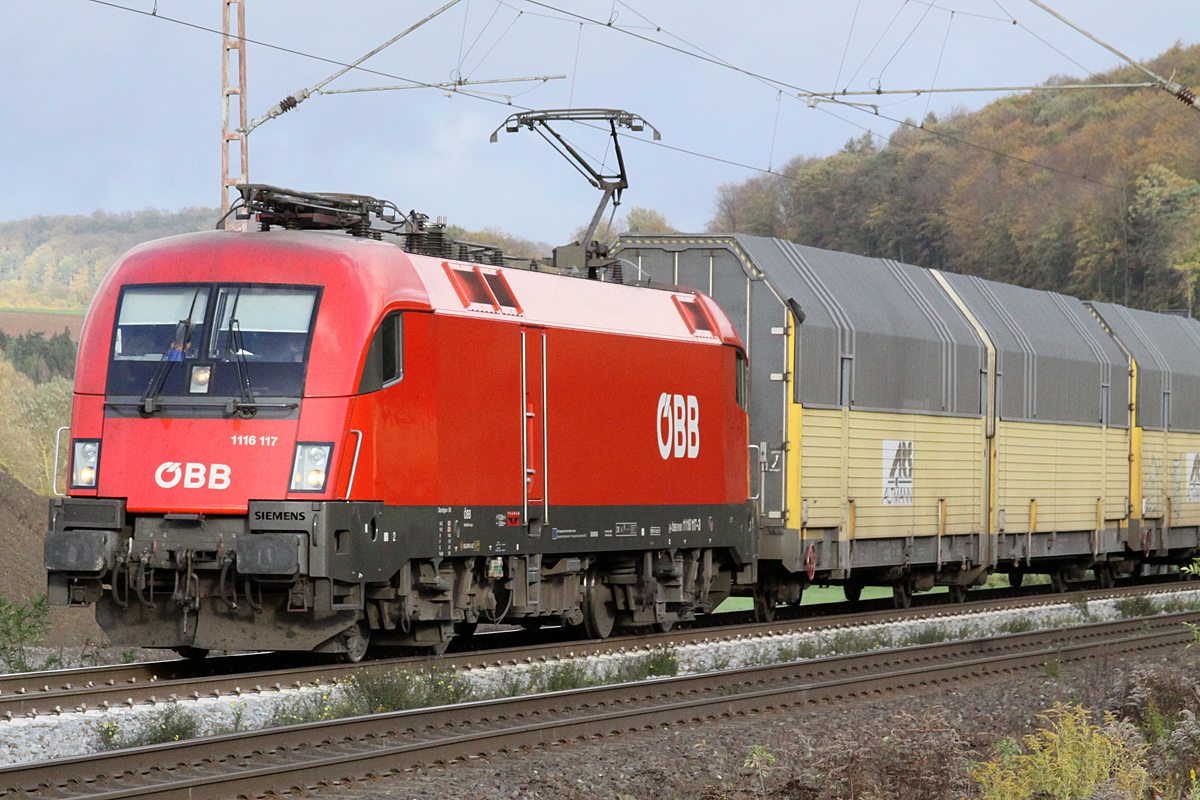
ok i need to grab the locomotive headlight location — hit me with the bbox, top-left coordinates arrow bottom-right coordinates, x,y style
71,439 -> 101,489
290,443 -> 333,493
189,365 -> 212,393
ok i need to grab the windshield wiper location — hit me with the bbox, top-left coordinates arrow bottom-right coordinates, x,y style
224,290 -> 257,417
141,290 -> 201,414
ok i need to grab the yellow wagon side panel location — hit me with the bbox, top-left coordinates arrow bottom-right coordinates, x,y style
1104,425 -> 1131,523
797,407 -> 844,528
807,409 -> 984,540
1162,431 -> 1200,527
997,421 -> 1127,533
1141,429 -> 1167,519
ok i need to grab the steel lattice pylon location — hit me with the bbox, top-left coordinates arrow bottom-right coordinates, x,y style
221,0 -> 248,230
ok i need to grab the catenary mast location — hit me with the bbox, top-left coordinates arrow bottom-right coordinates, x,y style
221,0 -> 248,230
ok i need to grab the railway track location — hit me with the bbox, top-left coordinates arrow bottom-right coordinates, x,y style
1,578 -> 1192,719
1,609 -> 1193,800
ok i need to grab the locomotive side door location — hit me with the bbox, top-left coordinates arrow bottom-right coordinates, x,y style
522,326 -> 548,524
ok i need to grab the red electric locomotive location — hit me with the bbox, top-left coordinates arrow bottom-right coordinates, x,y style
45,187 -> 753,659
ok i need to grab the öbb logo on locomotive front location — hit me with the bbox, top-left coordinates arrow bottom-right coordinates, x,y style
656,393 -> 699,460
154,462 -> 232,490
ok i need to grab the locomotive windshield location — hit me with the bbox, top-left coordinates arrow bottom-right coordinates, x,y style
107,283 -> 320,401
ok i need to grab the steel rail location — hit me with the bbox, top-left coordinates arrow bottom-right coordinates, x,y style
3,579 -> 1194,718
0,612 -> 1194,799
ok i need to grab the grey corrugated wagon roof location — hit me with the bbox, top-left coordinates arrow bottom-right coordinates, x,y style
1089,301 -> 1200,432
733,236 -> 986,415
617,233 -> 1132,426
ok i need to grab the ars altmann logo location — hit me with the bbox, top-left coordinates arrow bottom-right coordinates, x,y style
657,393 -> 699,459
882,440 -> 914,505
1188,454 -> 1200,502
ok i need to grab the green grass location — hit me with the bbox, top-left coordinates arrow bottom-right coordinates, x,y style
715,584 -> 903,613
714,572 -> 1043,613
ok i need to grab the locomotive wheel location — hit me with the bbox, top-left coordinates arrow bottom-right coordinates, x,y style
892,580 -> 913,609
336,619 -> 371,664
753,589 -> 777,623
843,582 -> 863,603
173,646 -> 209,660
581,570 -> 616,640
519,618 -> 544,630
455,620 -> 479,637
653,619 -> 674,634
947,584 -> 968,604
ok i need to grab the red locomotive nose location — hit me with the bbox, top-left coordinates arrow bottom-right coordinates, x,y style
99,417 -> 301,514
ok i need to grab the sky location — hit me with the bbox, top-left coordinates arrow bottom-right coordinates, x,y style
2,0 -> 1197,245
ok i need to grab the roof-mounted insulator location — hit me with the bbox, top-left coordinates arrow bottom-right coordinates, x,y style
1176,86 -> 1197,107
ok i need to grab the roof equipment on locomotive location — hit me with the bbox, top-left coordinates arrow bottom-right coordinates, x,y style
490,109 -> 660,280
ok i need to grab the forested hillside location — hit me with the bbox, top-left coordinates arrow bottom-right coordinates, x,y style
0,208 -> 219,310
0,206 -> 557,313
709,43 -> 1200,312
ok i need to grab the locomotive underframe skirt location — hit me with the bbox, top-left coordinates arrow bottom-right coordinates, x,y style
47,496 -> 753,651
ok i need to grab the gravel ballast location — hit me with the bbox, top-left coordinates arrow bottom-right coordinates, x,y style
1,589 -> 1195,772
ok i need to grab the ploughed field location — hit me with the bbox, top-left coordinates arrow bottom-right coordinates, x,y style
0,309 -> 83,339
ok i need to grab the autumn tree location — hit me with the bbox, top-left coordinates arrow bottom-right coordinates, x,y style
624,207 -> 673,234
704,42 -> 1200,313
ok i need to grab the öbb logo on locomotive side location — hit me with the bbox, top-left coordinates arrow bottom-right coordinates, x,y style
154,462 -> 232,490
656,393 -> 699,459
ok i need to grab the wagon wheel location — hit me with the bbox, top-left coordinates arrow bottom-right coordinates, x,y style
843,582 -> 863,603
753,588 -> 777,623
947,584 -> 968,605
581,569 -> 616,640
1050,569 -> 1068,594
173,646 -> 209,660
335,618 -> 371,663
892,580 -> 913,609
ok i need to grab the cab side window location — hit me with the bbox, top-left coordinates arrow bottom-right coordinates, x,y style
735,350 -> 747,410
358,312 -> 403,394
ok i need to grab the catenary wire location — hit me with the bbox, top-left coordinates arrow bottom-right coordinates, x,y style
83,0 -> 525,109
924,11 -> 954,121
85,0 -> 1156,208
465,7 -> 523,79
833,0 -> 863,94
876,0 -> 936,86
518,0 -> 1132,192
842,1 -> 909,92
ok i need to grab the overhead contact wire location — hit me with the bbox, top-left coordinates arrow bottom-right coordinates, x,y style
833,0 -> 862,94
924,11 -> 954,122
877,0 -> 935,85
520,0 -> 1124,192
84,0 -> 524,109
